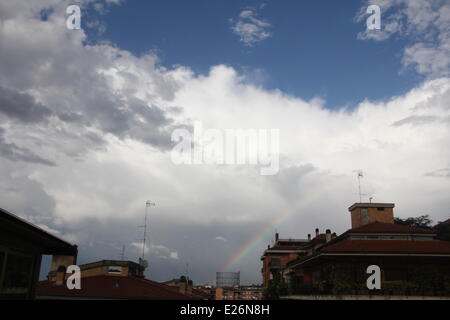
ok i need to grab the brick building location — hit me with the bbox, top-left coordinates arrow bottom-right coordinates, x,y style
260,229 -> 336,291
277,203 -> 450,298
214,285 -> 263,300
37,260 -> 195,300
260,234 -> 309,290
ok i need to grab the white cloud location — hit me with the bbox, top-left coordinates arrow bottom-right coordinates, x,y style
215,236 -> 227,242
130,242 -> 179,260
230,9 -> 272,46
356,0 -> 450,78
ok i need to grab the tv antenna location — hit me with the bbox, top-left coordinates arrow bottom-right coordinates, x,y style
119,245 -> 127,261
354,170 -> 367,203
138,200 -> 155,262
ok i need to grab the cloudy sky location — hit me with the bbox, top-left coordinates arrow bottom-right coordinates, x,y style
0,0 -> 449,285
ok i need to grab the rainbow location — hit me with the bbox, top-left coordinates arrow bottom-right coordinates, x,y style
222,178 -> 336,272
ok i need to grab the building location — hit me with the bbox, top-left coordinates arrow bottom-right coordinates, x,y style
163,276 -> 212,299
193,284 -> 214,300
279,203 -> 450,298
238,285 -> 263,300
37,275 -> 192,300
163,276 -> 192,295
214,285 -> 263,300
47,259 -> 145,282
0,207 -> 77,299
37,260 -> 194,300
215,286 -> 239,300
260,233 -> 311,290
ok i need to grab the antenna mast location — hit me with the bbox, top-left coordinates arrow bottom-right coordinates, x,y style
355,171 -> 367,203
119,245 -> 127,261
139,200 -> 155,261
358,171 -> 363,203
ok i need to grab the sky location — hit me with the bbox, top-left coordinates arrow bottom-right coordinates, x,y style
0,0 -> 449,285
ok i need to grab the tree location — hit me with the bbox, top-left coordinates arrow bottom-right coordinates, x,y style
394,215 -> 433,228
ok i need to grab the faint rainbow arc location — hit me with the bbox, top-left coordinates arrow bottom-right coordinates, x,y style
222,179 -> 335,272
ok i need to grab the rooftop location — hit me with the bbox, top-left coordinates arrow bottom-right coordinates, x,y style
0,207 -> 77,256
346,222 -> 435,235
348,203 -> 395,211
321,239 -> 450,254
79,260 -> 144,271
37,275 -> 194,300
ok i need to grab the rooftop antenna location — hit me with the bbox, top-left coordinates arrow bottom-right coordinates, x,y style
119,245 -> 127,261
138,200 -> 155,262
354,170 -> 367,203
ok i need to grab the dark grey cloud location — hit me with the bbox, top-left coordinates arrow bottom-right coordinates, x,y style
393,114 -> 450,127
426,168 -> 450,179
0,86 -> 52,123
393,115 -> 439,126
0,127 -> 55,166
0,161 -> 56,222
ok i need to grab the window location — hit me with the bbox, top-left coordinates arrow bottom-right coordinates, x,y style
377,207 -> 385,211
380,235 -> 408,240
2,253 -> 33,295
108,266 -> 123,274
413,236 -> 434,241
270,258 -> 280,267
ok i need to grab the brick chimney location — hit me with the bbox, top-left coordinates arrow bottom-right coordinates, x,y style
307,234 -> 311,241
48,255 -> 77,283
315,228 -> 319,237
187,279 -> 193,295
349,203 -> 395,228
325,229 -> 332,243
54,265 -> 67,286
179,276 -> 187,294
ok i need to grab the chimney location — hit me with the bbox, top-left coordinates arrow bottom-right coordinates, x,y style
315,228 -> 319,237
348,203 -> 395,228
307,234 -> 311,241
49,255 -> 77,282
55,266 -> 66,286
332,232 -> 337,239
325,229 -> 332,243
179,276 -> 187,294
275,233 -> 279,242
187,279 -> 193,295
